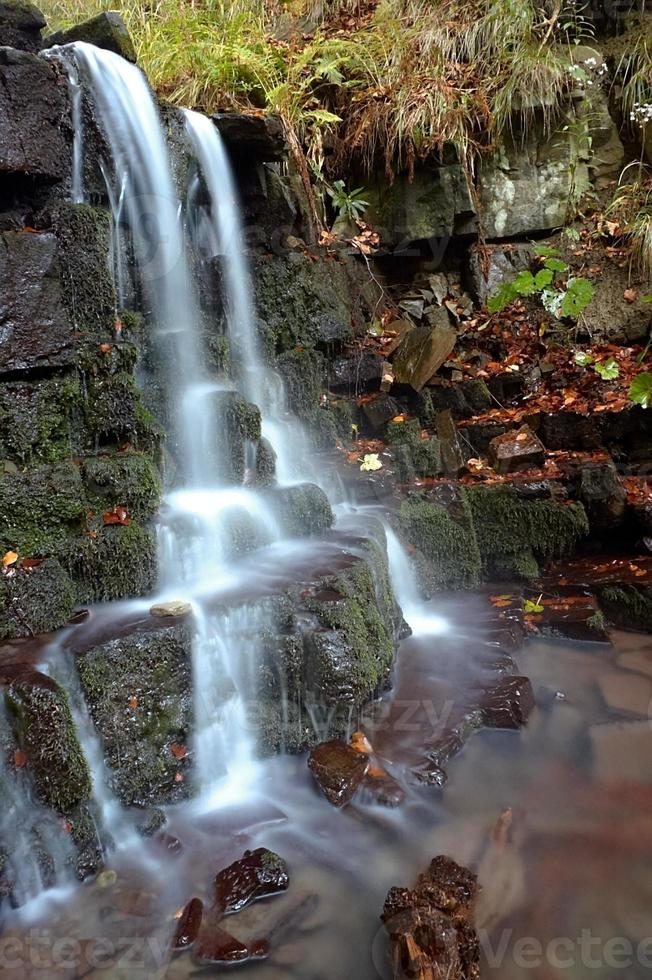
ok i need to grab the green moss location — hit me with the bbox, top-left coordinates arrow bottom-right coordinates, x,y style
254,437 -> 277,486
64,524 -> 157,603
85,372 -> 144,443
52,203 -> 116,336
266,483 -> 333,537
276,348 -> 324,418
6,674 -> 92,815
397,493 -> 481,590
82,451 -> 162,520
0,463 -> 86,557
213,391 -> 262,483
0,559 -> 75,640
466,485 -> 589,580
387,418 -> 441,479
598,585 -> 652,633
0,377 -> 81,466
76,624 -> 192,806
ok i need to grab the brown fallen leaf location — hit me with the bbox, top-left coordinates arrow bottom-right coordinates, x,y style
2,550 -> 18,568
624,288 -> 637,304
99,343 -> 112,354
170,742 -> 188,760
128,695 -> 138,710
13,749 -> 27,768
103,506 -> 131,526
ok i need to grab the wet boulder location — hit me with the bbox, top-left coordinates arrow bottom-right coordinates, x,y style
45,11 -> 137,62
264,482 -> 333,537
330,350 -> 384,394
488,424 -> 545,474
0,48 -> 69,179
308,740 -> 369,807
194,917 -> 250,965
480,675 -> 535,729
76,622 -> 193,806
3,668 -> 92,814
214,847 -> 289,914
381,856 -> 479,980
172,897 -> 204,951
0,0 -> 45,51
577,460 -> 626,530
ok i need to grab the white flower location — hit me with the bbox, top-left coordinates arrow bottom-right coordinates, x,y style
360,453 -> 382,472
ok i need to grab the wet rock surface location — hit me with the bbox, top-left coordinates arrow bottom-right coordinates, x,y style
488,424 -> 545,474
381,856 -> 480,980
214,848 -> 290,915
0,0 -> 45,51
308,739 -> 369,807
46,11 -> 137,62
171,897 -> 203,951
480,675 -> 536,729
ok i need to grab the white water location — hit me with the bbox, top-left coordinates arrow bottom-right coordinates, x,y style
183,109 -> 310,484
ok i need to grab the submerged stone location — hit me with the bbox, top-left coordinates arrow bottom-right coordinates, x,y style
308,740 -> 369,807
172,897 -> 203,951
480,675 -> 535,729
214,847 -> 289,915
46,11 -> 137,62
194,916 -> 249,965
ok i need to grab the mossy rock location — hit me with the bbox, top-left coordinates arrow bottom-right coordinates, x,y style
63,524 -> 157,603
597,584 -> 652,633
307,400 -> 354,449
85,372 -> 152,445
466,485 -> 589,581
265,483 -> 333,537
276,348 -> 324,418
51,203 -> 116,337
82,451 -> 162,521
0,559 -> 75,639
211,390 -> 261,484
0,376 -> 81,466
76,623 -> 193,807
387,418 -> 441,479
253,437 -> 277,487
0,462 -> 86,557
5,671 -> 92,815
397,491 -> 481,591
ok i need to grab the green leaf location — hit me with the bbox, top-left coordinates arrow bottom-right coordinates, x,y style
544,257 -> 569,273
534,268 -> 554,289
532,244 -> 560,258
512,270 -> 537,296
523,599 -> 544,614
560,277 -> 594,319
487,282 -> 517,313
574,351 -> 594,366
641,294 -> 652,304
594,357 -> 619,380
629,372 -> 652,408
306,109 -> 342,125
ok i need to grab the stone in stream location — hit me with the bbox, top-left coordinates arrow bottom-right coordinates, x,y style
381,855 -> 480,980
149,600 -> 193,618
359,768 -> 406,808
172,897 -> 203,951
0,0 -> 45,51
488,424 -> 545,474
480,676 -> 535,729
213,848 -> 289,915
308,739 -> 369,807
193,914 -> 249,966
45,11 -> 137,62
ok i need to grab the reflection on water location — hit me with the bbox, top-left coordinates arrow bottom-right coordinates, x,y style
3,598 -> 652,979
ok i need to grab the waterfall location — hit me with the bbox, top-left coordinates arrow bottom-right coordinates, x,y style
183,109 -> 311,484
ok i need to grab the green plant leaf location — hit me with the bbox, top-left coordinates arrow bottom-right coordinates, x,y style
306,109 -> 342,125
532,244 -> 560,258
534,268 -> 554,289
487,282 -> 517,313
544,257 -> 569,273
574,351 -> 594,366
512,270 -> 537,295
629,372 -> 652,408
523,599 -> 544,614
559,277 -> 594,318
594,357 -> 619,380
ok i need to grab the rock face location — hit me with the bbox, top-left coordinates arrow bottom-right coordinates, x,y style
45,11 -> 137,62
0,48 -> 70,179
0,0 -> 45,52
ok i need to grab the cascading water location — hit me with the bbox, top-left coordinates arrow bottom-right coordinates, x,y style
183,109 -> 312,485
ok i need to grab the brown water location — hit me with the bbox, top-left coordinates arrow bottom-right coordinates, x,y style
2,595 -> 652,980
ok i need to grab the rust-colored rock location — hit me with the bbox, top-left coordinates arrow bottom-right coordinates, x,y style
381,855 -> 480,979
308,739 -> 369,807
214,848 -> 289,915
488,424 -> 545,474
171,897 -> 203,951
480,675 -> 535,729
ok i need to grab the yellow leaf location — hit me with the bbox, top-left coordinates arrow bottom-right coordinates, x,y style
2,550 -> 18,567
